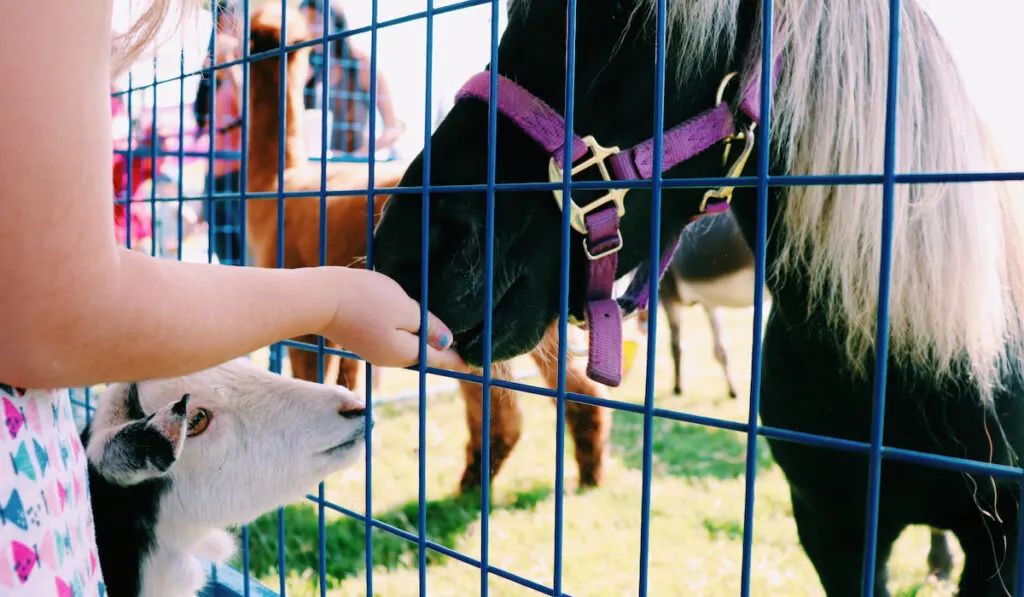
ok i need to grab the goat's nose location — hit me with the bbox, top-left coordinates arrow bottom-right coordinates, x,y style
338,400 -> 367,419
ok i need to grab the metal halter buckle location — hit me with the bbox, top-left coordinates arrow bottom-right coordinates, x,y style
549,136 -> 628,260
699,72 -> 758,213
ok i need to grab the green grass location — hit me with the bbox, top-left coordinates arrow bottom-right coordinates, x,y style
237,305 -> 964,596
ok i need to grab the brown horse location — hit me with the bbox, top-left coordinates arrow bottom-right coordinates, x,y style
246,3 -> 613,489
247,5 -> 405,393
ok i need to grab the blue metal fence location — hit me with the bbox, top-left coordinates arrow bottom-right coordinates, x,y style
71,0 -> 1024,595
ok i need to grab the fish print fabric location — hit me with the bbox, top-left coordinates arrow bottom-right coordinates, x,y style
1,384 -> 105,597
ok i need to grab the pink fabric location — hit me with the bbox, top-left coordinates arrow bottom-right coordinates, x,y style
0,385 -> 106,596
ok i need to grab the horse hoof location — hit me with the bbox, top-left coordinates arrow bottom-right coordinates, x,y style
458,468 -> 483,493
728,390 -> 738,399
577,475 -> 602,489
673,386 -> 682,395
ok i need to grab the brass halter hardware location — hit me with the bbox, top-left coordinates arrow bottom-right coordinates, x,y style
548,135 -> 628,260
699,71 -> 758,213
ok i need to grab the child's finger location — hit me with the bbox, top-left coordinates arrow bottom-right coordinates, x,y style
402,307 -> 454,351
423,344 -> 468,372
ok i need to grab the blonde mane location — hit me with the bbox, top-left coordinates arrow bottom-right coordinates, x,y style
627,0 -> 1024,401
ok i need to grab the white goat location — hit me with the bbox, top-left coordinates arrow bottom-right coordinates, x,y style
81,357 -> 370,597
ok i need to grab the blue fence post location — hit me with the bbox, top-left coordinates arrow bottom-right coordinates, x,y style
363,0 -> 382,594
860,0 -> 903,593
419,0 -> 436,594
738,0 -> 775,594
553,0 -> 579,594
637,0 -> 669,594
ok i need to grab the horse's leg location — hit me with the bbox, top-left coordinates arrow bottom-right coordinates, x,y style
703,304 -> 738,398
529,326 -> 611,487
457,361 -> 522,492
791,494 -> 900,597
336,356 -> 363,392
287,337 -> 340,386
658,271 -> 684,396
926,527 -> 954,581
664,301 -> 683,396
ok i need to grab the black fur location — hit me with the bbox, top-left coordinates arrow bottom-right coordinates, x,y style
125,383 -> 145,421
80,424 -> 171,597
171,393 -> 190,417
372,1 -> 1023,593
105,422 -> 178,474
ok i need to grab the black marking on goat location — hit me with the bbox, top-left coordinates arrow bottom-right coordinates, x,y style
172,394 -> 190,417
108,422 -> 178,474
125,383 -> 146,421
81,424 -> 171,597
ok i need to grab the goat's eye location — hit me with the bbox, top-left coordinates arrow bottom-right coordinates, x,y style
186,408 -> 212,437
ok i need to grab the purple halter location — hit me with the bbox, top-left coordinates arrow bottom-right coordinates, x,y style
454,58 -> 781,387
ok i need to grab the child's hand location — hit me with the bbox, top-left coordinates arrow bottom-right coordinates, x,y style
320,267 -> 467,372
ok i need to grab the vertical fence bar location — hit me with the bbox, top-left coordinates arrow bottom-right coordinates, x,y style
274,2 -> 291,594
176,47 -> 186,263
270,0 -> 289,376
270,2 -> 290,589
418,1 -> 436,595
239,2 -> 253,594
205,3 -> 218,267
365,0 -> 382,593
239,0 -> 250,273
861,0 -> 902,593
553,0 -> 578,594
149,58 -> 159,259
315,2 -> 332,596
638,0 -> 668,594
481,0 -> 503,593
126,63 -> 135,253
738,0 -> 775,594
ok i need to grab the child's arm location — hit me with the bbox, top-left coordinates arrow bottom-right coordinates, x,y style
0,0 -> 462,388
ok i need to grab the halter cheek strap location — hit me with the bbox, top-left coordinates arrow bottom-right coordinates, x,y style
454,57 -> 781,387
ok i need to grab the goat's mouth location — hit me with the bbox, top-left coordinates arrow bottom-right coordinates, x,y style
320,437 -> 362,455
319,422 -> 371,456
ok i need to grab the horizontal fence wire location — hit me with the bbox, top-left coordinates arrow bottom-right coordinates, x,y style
78,0 -> 1024,595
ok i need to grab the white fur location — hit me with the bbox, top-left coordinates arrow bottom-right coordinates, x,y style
679,266 -> 761,310
88,357 -> 369,596
624,0 -> 1024,401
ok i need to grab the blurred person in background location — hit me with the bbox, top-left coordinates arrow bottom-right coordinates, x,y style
194,0 -> 245,265
299,0 -> 405,157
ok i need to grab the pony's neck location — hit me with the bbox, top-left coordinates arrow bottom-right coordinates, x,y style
248,58 -> 309,187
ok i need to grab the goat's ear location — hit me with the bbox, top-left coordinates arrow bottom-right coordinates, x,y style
91,394 -> 192,487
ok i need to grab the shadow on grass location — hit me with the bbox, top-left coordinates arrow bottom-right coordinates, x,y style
610,408 -> 774,480
239,485 -> 552,584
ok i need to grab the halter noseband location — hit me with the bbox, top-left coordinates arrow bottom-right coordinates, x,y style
454,57 -> 781,387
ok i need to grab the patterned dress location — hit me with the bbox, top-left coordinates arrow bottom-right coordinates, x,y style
0,384 -> 106,597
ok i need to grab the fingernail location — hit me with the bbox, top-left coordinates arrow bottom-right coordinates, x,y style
437,333 -> 452,350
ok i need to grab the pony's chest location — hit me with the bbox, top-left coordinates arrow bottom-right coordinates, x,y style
756,305 -> 1024,463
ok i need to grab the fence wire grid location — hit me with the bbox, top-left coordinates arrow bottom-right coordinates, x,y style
70,0 -> 1024,595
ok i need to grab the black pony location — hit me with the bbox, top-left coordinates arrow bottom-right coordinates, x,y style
374,0 -> 1024,594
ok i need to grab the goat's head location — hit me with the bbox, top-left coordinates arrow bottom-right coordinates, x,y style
84,357 -> 369,530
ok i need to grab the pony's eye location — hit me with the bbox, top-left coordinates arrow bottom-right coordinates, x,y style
186,408 -> 213,437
